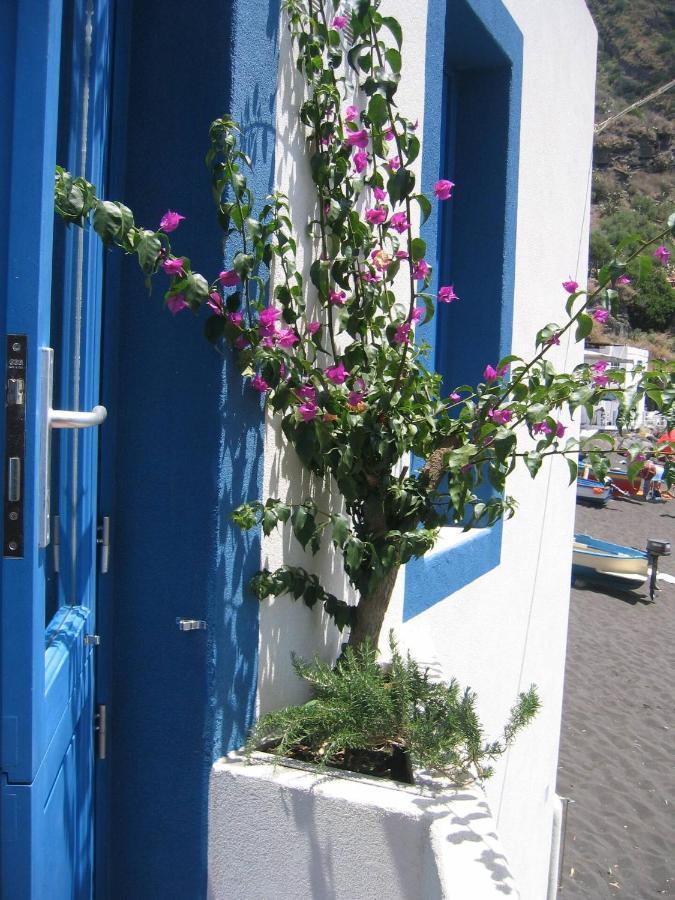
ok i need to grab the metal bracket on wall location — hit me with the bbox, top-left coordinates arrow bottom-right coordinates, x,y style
176,618 -> 207,632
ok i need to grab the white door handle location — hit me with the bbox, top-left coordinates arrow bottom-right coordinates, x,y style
38,347 -> 107,547
50,405 -> 107,429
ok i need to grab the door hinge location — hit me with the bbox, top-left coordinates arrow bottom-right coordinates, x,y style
94,704 -> 107,760
97,515 -> 110,573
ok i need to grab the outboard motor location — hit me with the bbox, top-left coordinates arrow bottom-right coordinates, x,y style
646,539 -> 671,601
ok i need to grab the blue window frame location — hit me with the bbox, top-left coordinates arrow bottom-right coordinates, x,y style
404,0 -> 523,621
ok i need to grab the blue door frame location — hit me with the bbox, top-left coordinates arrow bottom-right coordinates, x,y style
0,1 -> 112,896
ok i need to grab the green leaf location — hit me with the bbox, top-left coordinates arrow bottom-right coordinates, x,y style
344,537 -> 365,572
183,272 -> 210,305
413,193 -> 432,225
411,237 -> 426,262
330,514 -> 350,547
136,230 -> 162,276
380,15 -> 402,48
566,458 -> 578,485
523,452 -> 543,479
387,167 -> 415,205
385,47 -> 401,74
92,200 -> 122,246
367,94 -> 388,127
575,313 -> 593,342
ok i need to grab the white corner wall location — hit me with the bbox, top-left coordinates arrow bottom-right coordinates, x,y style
244,2 -> 597,899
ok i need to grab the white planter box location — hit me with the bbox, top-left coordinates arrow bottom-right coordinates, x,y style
208,752 -> 519,899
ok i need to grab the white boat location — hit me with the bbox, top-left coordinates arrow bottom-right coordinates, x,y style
572,533 -> 648,587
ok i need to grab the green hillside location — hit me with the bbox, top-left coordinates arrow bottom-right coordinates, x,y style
585,0 -> 674,355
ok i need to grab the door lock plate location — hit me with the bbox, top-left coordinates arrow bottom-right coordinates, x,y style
4,335 -> 27,557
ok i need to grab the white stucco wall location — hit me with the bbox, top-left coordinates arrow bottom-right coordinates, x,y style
246,2 -> 597,899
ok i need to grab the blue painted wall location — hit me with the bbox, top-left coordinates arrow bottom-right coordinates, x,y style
404,0 -> 522,620
101,1 -> 279,896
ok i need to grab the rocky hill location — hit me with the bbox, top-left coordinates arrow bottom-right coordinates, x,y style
584,0 -> 674,354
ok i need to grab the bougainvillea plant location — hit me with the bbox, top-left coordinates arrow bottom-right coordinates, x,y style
55,0 -> 675,652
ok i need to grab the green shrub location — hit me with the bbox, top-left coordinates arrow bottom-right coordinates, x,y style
248,637 -> 540,783
627,267 -> 675,332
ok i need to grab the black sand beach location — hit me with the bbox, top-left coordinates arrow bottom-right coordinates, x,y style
557,493 -> 675,897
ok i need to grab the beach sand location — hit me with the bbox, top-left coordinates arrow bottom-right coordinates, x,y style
556,492 -> 675,897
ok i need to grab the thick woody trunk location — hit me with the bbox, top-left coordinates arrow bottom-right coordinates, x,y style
347,442 -> 454,649
347,564 -> 400,649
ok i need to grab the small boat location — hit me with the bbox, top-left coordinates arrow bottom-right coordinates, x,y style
576,477 -> 612,505
572,533 -> 648,588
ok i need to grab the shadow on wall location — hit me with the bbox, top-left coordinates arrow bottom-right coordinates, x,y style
256,21 -> 356,715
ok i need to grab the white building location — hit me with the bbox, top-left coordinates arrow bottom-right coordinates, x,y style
581,343 -> 650,431
1,0 -> 596,898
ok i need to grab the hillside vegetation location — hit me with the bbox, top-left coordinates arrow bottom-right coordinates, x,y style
585,0 -> 674,356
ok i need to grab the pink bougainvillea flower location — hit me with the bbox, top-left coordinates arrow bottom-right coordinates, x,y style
353,150 -> 368,174
258,306 -> 281,336
591,308 -> 609,323
373,186 -> 387,202
390,212 -> 409,233
251,374 -> 269,393
411,306 -> 425,324
555,421 -> 566,438
484,364 -> 497,381
325,362 -> 349,385
591,361 -> 609,374
348,391 -> 364,407
159,210 -> 185,233
219,269 -> 240,287
396,249 -> 409,260
167,293 -> 188,315
307,321 -> 321,335
546,332 -> 561,347
532,421 -> 552,436
413,258 -> 430,280
394,322 -> 411,345
344,105 -> 358,123
295,384 -> 316,403
438,285 -> 459,303
388,156 -> 401,172
365,206 -> 387,226
654,245 -> 671,266
360,271 -> 381,284
329,289 -> 347,306
384,126 -> 396,142
593,374 -> 609,388
371,249 -> 392,271
488,408 -> 512,425
449,392 -> 461,402
277,327 -> 299,348
228,311 -> 244,327
260,336 -> 275,349
331,14 -> 348,29
497,364 -> 508,377
234,335 -> 249,349
162,256 -> 185,277
345,129 -> 369,149
615,274 -> 631,286
207,291 -> 224,314
434,180 -> 454,200
562,278 -> 579,294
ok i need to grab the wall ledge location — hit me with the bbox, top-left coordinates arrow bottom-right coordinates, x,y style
208,751 -> 520,899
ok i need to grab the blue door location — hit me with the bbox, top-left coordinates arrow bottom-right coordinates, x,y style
1,1 -> 112,896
